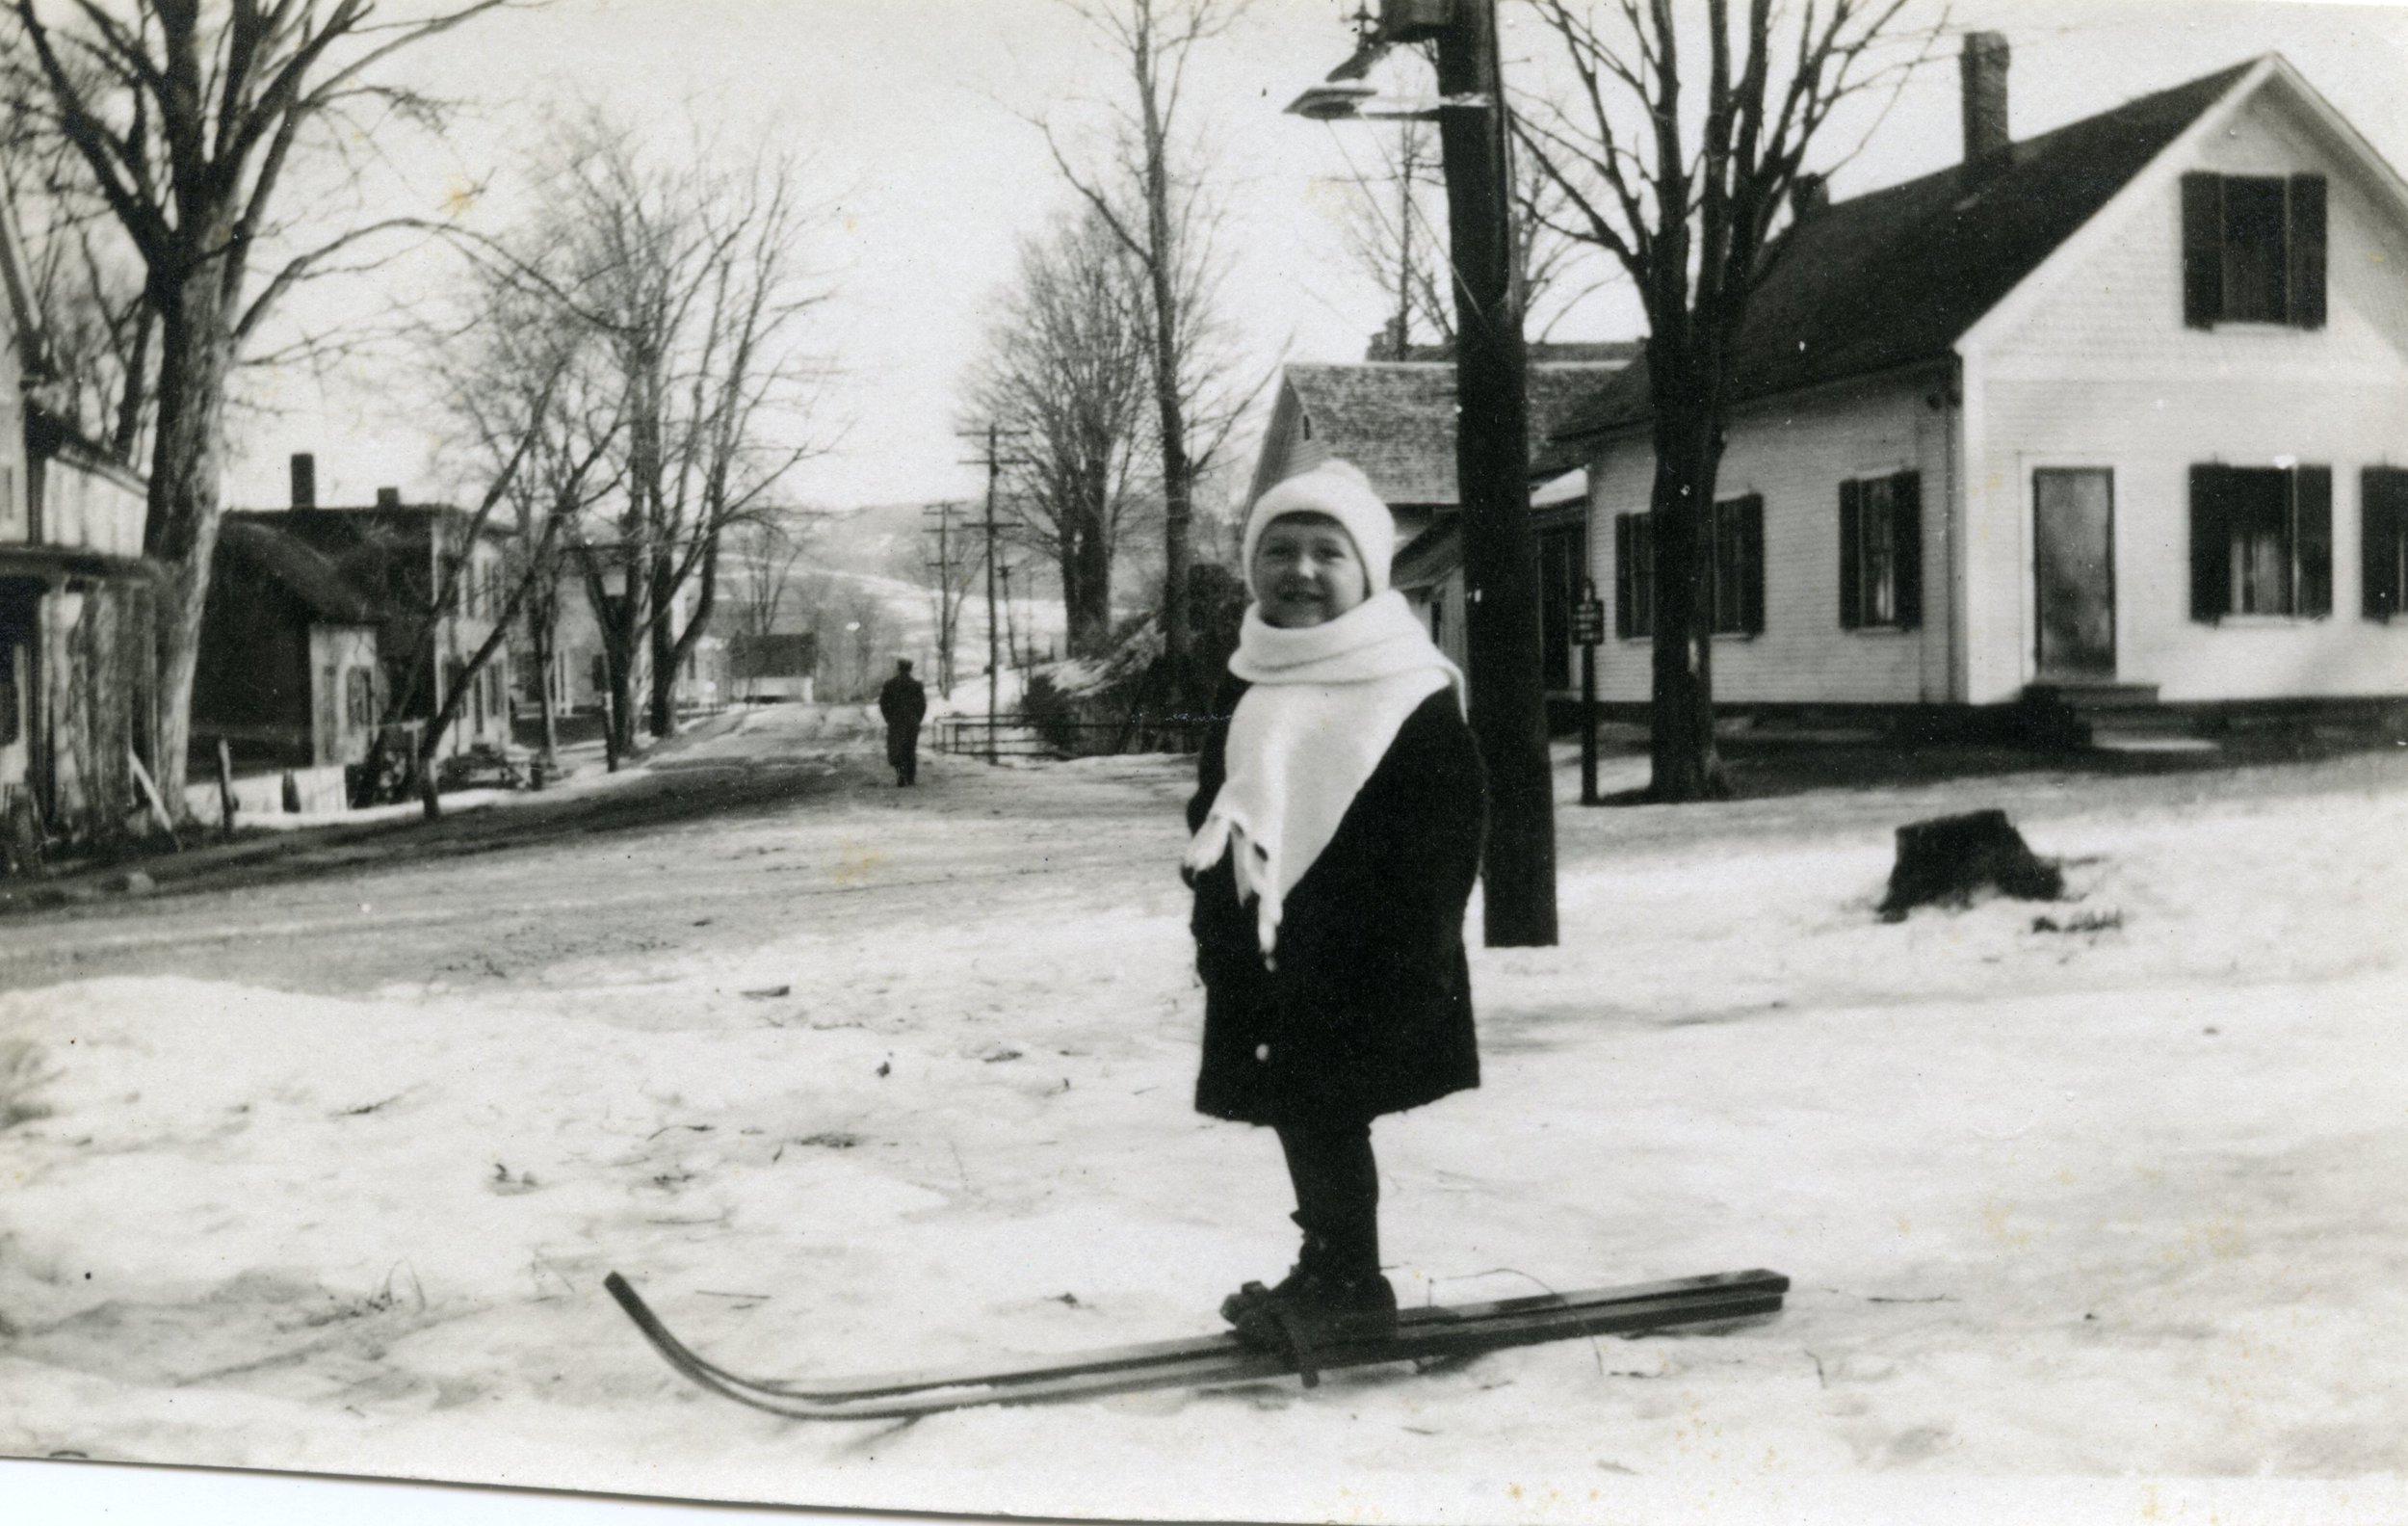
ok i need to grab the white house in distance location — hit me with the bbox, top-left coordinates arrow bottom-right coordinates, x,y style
1547,37 -> 2408,742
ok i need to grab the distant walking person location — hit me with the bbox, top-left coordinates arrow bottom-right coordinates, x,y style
1183,459 -> 1485,1362
878,659 -> 928,787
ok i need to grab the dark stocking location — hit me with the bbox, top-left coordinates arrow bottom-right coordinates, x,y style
1273,1118 -> 1380,1284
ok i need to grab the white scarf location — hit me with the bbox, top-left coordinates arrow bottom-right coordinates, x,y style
1185,590 -> 1464,961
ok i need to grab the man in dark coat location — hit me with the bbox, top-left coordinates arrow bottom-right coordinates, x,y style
877,658 -> 927,786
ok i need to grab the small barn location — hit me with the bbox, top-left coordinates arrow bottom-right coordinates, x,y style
194,518 -> 381,771
727,631 -> 818,702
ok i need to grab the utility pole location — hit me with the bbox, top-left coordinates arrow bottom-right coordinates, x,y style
922,501 -> 961,696
981,428 -> 1002,764
955,426 -> 1033,764
1292,2 -> 1557,945
1420,0 -> 1558,945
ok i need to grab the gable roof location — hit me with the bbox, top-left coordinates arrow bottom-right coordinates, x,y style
1547,57 -> 2262,459
1281,356 -> 1636,508
216,517 -> 380,624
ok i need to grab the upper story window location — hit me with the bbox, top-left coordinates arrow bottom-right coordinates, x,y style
2182,171 -> 2326,329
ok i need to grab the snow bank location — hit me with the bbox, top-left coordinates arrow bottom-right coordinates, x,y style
2,750 -> 2404,1524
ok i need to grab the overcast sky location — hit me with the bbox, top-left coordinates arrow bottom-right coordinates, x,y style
222,0 -> 2408,518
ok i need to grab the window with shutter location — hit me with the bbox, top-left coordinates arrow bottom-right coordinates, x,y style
1613,514 -> 1635,639
2179,171 -> 2329,329
1707,494 -> 1767,636
2363,468 -> 2408,620
1614,513 -> 1656,640
1839,474 -> 1920,629
2189,462 -> 2327,618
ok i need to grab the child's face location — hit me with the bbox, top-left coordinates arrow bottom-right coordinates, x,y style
1252,513 -> 1370,628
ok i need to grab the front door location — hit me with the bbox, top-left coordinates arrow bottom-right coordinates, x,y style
2033,469 -> 2116,680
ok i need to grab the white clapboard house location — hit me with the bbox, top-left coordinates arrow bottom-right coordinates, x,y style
1548,37 -> 2408,741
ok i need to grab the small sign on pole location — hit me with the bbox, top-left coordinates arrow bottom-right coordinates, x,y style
1572,596 -> 1606,648
1577,585 -> 1604,805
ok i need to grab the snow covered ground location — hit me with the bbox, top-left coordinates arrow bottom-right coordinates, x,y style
2,734 -> 2405,1525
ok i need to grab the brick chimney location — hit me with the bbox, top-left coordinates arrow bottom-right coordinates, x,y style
1792,172 -> 1828,221
1961,32 -> 2011,174
375,487 -> 402,510
289,452 -> 317,510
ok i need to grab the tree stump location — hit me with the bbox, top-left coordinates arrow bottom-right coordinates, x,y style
1878,808 -> 2062,921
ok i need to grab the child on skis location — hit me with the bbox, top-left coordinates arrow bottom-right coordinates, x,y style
1183,457 -> 1487,1355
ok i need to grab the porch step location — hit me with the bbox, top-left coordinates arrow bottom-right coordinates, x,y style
2019,683 -> 2211,750
2022,682 -> 2162,713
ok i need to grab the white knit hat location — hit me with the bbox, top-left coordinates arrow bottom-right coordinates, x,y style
1243,458 -> 1398,599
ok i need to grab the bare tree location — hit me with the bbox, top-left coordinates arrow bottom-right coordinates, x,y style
517,113 -> 831,749
1329,113 -> 1603,355
1516,0 -> 1932,801
902,504 -> 979,697
963,210 -> 1151,654
1046,0 -> 1252,699
5,0 -> 519,803
0,130 -> 153,460
365,276 -> 620,813
724,510 -> 814,700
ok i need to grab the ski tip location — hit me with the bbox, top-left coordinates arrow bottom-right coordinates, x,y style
603,1271 -> 642,1308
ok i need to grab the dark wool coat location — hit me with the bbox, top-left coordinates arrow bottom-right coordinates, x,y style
1189,678 -> 1486,1128
878,673 -> 926,766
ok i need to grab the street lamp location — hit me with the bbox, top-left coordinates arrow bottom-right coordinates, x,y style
1286,0 -> 1557,948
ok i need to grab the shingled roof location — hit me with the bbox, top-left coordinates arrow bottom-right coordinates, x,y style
1546,58 -> 2262,460
216,517 -> 379,625
1285,355 -> 1637,508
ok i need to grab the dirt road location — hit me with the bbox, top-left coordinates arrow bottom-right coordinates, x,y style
0,703 -> 1186,996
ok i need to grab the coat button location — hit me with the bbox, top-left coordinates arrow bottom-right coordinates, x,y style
1255,1043 -> 1270,1062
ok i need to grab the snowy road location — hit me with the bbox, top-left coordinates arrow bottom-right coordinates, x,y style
0,704 -> 1165,994
2,720 -> 2405,1525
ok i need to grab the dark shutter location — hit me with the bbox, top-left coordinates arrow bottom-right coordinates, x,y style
1892,472 -> 1924,630
1740,494 -> 1767,635
2365,469 -> 2404,620
2292,465 -> 2333,618
2182,172 -> 2225,329
1838,479 -> 1864,629
2288,173 -> 2327,329
2189,465 -> 2230,621
1613,513 -> 1635,639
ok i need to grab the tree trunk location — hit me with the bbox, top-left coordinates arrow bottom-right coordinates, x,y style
645,552 -> 679,738
1134,25 -> 1193,707
1645,389 -> 1730,802
143,270 -> 238,808
529,592 -> 561,777
660,536 -> 723,717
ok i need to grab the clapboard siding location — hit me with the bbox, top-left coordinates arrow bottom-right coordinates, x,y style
1965,79 -> 2408,702
1972,376 -> 2408,700
1978,89 -> 2408,381
1585,373 -> 1954,704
